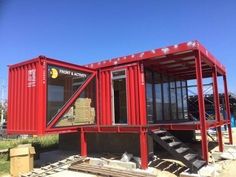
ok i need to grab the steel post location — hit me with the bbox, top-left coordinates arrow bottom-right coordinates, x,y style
140,131 -> 148,169
138,63 -> 147,125
80,129 -> 87,157
212,67 -> 223,152
195,52 -> 209,162
223,75 -> 233,144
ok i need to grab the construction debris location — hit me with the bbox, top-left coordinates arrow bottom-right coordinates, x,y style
21,155 -> 85,177
121,152 -> 133,162
220,148 -> 236,160
69,161 -> 156,177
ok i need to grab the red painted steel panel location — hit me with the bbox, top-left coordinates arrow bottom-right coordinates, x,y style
8,57 -> 96,135
99,70 -> 112,125
8,60 -> 40,134
127,64 -> 140,125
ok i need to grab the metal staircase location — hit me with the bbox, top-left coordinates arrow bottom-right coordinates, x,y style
150,129 -> 206,173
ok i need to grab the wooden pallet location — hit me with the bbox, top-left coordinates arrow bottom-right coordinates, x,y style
69,162 -> 156,177
21,155 -> 86,177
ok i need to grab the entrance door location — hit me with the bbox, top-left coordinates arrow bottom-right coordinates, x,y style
111,70 -> 127,124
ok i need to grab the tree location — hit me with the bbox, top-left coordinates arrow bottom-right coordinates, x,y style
0,99 -> 7,124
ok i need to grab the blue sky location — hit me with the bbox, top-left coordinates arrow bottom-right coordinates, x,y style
0,0 -> 236,96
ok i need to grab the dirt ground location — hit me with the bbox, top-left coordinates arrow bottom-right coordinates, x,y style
213,128 -> 236,177
1,128 -> 236,177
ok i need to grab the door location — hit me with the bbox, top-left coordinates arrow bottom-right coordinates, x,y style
111,70 -> 128,124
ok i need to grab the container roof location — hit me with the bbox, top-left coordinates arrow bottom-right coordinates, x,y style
86,40 -> 226,80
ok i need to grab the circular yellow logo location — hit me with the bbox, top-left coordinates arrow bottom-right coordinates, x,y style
50,68 -> 58,79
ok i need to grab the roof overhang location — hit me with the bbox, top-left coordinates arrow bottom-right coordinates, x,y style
86,40 -> 226,81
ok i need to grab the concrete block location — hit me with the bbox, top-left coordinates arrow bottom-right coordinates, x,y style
89,158 -> 107,166
180,172 -> 200,177
211,152 -> 223,161
107,159 -> 136,170
198,165 -> 217,177
220,148 -> 236,160
214,163 -> 223,173
224,144 -> 236,151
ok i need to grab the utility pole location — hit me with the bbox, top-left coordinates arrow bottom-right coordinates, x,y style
0,80 -> 5,125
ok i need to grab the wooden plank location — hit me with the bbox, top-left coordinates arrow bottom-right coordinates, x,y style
69,163 -> 156,177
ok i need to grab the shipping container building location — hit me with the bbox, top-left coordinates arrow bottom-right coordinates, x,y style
7,40 -> 233,171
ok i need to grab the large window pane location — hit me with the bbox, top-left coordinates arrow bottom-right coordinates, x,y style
170,81 -> 177,120
154,73 -> 163,121
182,81 -> 188,120
47,65 -> 90,124
163,76 -> 170,120
55,78 -> 96,127
145,70 -> 154,123
176,81 -> 184,119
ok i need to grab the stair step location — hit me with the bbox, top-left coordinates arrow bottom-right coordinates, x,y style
176,147 -> 189,154
184,153 -> 198,161
161,136 -> 174,141
192,160 -> 206,169
153,130 -> 166,135
168,142 -> 182,147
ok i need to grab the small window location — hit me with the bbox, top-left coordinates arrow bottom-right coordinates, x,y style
112,70 -> 126,79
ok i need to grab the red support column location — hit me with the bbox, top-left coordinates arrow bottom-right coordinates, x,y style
195,52 -> 209,162
140,130 -> 148,169
138,62 -> 147,125
223,75 -> 233,144
212,67 -> 223,152
80,129 -> 87,157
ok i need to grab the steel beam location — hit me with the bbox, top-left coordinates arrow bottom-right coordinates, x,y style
195,52 -> 209,162
223,75 -> 233,144
212,67 -> 223,152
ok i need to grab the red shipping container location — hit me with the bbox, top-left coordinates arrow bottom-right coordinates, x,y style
8,56 -> 96,135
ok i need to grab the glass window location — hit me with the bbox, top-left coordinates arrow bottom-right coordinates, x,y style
145,70 -> 154,123
176,81 -> 184,119
182,81 -> 188,120
154,73 -> 163,121
162,76 -> 171,120
47,65 -> 90,124
170,81 -> 177,120
112,70 -> 126,78
55,78 -> 96,127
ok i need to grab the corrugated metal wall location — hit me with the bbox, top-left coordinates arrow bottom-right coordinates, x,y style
8,60 -> 41,134
98,63 -> 143,126
127,64 -> 140,125
99,70 -> 112,125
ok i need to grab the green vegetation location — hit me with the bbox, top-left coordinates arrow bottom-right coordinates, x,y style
0,154 -> 9,176
0,135 -> 59,176
0,135 -> 58,151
